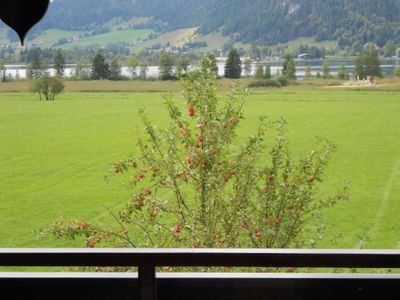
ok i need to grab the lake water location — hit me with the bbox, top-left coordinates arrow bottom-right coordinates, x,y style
3,58 -> 399,80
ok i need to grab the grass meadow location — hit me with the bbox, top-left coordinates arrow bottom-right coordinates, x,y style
0,84 -> 399,249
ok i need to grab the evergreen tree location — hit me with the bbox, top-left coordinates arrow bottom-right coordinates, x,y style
158,52 -> 175,80
91,51 -> 110,80
264,65 -> 271,79
109,58 -> 121,80
224,48 -> 242,79
54,49 -> 65,77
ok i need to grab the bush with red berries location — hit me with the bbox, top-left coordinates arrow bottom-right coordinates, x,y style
44,58 -> 347,249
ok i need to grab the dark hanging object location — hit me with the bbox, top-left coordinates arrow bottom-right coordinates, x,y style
0,0 -> 50,45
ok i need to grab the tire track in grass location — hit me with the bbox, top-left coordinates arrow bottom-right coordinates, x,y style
357,158 -> 400,249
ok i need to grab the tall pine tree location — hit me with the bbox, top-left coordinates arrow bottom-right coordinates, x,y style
91,51 -> 110,80
224,48 -> 242,79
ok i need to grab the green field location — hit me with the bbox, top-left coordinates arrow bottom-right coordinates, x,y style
29,29 -> 86,48
1,86 -> 399,249
60,29 -> 152,49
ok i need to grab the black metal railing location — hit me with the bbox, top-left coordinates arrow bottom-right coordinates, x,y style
1,249 -> 400,300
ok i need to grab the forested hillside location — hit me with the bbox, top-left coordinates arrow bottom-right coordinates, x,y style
39,0 -> 400,47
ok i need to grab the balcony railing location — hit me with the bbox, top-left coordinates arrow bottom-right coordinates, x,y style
1,249 -> 399,300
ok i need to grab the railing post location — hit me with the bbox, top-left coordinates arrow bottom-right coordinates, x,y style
138,265 -> 156,300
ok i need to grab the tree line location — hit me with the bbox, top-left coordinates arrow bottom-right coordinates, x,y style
1,45 -> 385,88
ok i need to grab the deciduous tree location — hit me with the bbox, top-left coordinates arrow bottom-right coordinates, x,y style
354,54 -> 365,80
27,55 -> 46,79
54,50 -> 65,77
44,58 -> 347,251
243,58 -> 252,77
337,64 -> 348,80
109,58 -> 121,80
177,57 -> 190,75
383,40 -> 397,57
207,54 -> 219,75
264,65 -> 271,80
364,48 -> 382,78
31,76 -> 64,100
284,56 -> 296,81
159,52 -> 175,80
254,64 -> 264,80
127,56 -> 139,79
304,66 -> 312,78
0,60 -> 6,82
322,60 -> 331,79
139,61 -> 149,79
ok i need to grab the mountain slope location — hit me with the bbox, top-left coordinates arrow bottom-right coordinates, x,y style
33,0 -> 400,47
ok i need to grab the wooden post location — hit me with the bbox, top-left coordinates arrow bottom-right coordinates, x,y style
139,265 -> 156,300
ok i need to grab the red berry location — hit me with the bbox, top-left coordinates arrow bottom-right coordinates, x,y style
188,106 -> 195,117
123,230 -> 129,235
263,185 -> 270,193
229,118 -> 238,124
174,225 -> 183,234
268,175 -> 274,182
255,230 -> 262,238
222,124 -> 228,129
78,223 -> 87,230
198,135 -> 204,143
241,223 -> 248,230
274,218 -> 281,225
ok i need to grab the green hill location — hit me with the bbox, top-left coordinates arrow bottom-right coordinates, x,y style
2,0 -> 400,50
37,0 -> 400,47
